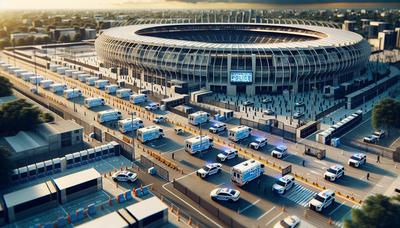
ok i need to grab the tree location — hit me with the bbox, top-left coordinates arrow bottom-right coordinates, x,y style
0,146 -> 14,186
372,98 -> 400,134
58,34 -> 70,43
0,76 -> 13,97
344,194 -> 400,228
0,99 -> 42,136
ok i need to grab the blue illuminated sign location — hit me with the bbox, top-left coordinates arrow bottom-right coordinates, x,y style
230,71 -> 253,84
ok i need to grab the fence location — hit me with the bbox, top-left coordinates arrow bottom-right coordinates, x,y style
201,97 -> 240,112
173,180 -> 246,228
140,155 -> 170,181
104,132 -> 135,161
240,117 -> 297,142
315,101 -> 345,121
341,137 -> 396,160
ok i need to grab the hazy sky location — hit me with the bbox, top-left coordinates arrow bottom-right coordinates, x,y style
0,0 -> 398,10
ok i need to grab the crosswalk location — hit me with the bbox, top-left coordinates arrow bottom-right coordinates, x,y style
281,183 -> 317,207
333,205 -> 361,227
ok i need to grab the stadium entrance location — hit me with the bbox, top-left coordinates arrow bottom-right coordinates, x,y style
236,85 -> 246,94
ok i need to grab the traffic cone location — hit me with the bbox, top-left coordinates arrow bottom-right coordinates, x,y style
281,206 -> 286,212
327,217 -> 333,225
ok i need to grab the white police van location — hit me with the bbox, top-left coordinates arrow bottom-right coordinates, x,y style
228,126 -> 252,142
63,88 -> 82,99
185,135 -> 213,154
308,189 -> 335,212
324,164 -> 344,182
116,88 -> 132,98
231,159 -> 264,186
97,109 -> 122,123
137,126 -> 164,143
118,118 -> 144,133
188,111 -> 210,126
130,94 -> 148,104
84,97 -> 105,108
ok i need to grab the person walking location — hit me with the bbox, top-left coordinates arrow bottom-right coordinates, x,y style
172,152 -> 175,160
366,172 -> 370,180
302,160 -> 305,167
376,154 -> 380,163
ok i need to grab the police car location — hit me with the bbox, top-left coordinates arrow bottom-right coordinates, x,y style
363,135 -> 378,144
210,188 -> 240,202
272,175 -> 295,194
308,189 -> 335,212
324,164 -> 344,182
274,215 -> 301,228
348,153 -> 367,168
153,116 -> 167,124
145,102 -> 160,111
197,163 -> 222,178
209,123 -> 227,134
271,145 -> 288,158
217,149 -> 238,161
112,171 -> 138,183
249,138 -> 267,150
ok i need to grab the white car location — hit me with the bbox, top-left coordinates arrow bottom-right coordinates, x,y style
209,123 -> 227,133
112,171 -> 138,183
210,188 -> 240,202
274,215 -> 301,228
363,135 -> 378,144
373,130 -> 385,139
271,145 -> 288,159
295,101 -> 305,107
249,138 -> 267,150
217,149 -> 238,161
153,116 -> 167,124
145,103 -> 160,111
324,164 -> 344,182
272,175 -> 295,194
197,163 -> 222,178
263,108 -> 274,115
293,112 -> 304,119
308,189 -> 335,212
262,98 -> 272,103
348,153 -> 367,168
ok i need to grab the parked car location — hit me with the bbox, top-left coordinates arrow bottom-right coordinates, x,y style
263,108 -> 275,115
145,102 -> 160,111
372,130 -> 385,139
112,171 -> 138,183
197,163 -> 222,178
324,165 -> 344,182
210,188 -> 240,202
217,149 -> 238,161
274,215 -> 301,228
243,100 -> 254,106
271,145 -> 288,159
153,116 -> 167,124
272,175 -> 295,194
209,123 -> 227,133
363,135 -> 378,144
293,112 -> 304,119
262,98 -> 272,103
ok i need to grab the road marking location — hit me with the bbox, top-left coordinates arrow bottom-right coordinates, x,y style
162,182 -> 223,228
329,202 -> 346,215
215,182 -> 226,187
310,170 -> 321,175
175,170 -> 197,181
313,160 -> 328,166
238,199 -> 260,214
257,206 -> 276,220
265,211 -> 283,226
376,184 -> 384,188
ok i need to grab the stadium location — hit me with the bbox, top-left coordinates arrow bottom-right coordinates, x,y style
95,23 -> 371,95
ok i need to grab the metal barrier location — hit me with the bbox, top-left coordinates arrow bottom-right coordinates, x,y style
201,97 -> 240,112
104,132 -> 134,161
140,155 -> 170,181
240,117 -> 297,142
315,101 -> 345,121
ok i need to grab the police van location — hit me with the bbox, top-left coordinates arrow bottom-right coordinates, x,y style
84,97 -> 105,108
185,135 -> 213,154
86,76 -> 99,86
137,126 -> 164,143
94,79 -> 109,89
105,84 -> 119,94
231,159 -> 264,186
130,94 -> 148,104
228,126 -> 252,142
63,89 -> 82,99
49,83 -> 67,93
118,118 -> 144,133
97,109 -> 122,123
116,88 -> 132,98
188,111 -> 210,126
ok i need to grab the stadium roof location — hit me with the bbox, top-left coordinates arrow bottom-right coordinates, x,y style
101,23 -> 364,50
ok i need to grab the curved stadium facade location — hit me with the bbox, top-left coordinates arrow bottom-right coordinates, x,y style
95,23 -> 371,95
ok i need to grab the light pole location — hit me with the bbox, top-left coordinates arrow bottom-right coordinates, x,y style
131,111 -> 136,161
33,50 -> 38,94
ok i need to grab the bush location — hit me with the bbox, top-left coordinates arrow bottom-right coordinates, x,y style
41,112 -> 55,123
0,76 -> 13,97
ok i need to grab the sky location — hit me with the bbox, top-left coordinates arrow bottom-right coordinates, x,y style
0,0 -> 398,10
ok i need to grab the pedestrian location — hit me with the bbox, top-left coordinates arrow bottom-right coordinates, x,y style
302,160 -> 305,167
377,154 -> 380,163
172,152 -> 175,160
366,172 -> 370,180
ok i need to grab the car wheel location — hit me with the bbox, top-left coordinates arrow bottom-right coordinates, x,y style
355,163 -> 359,168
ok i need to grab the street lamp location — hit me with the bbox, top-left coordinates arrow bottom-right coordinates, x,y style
131,111 -> 136,161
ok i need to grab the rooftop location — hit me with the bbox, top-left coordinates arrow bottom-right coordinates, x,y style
36,119 -> 83,137
52,168 -> 100,191
3,181 -> 56,208
125,197 -> 168,221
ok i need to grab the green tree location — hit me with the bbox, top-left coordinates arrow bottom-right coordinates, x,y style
372,98 -> 400,135
0,99 -> 42,135
0,146 -> 14,186
0,76 -> 13,97
344,194 -> 400,228
58,34 -> 70,43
